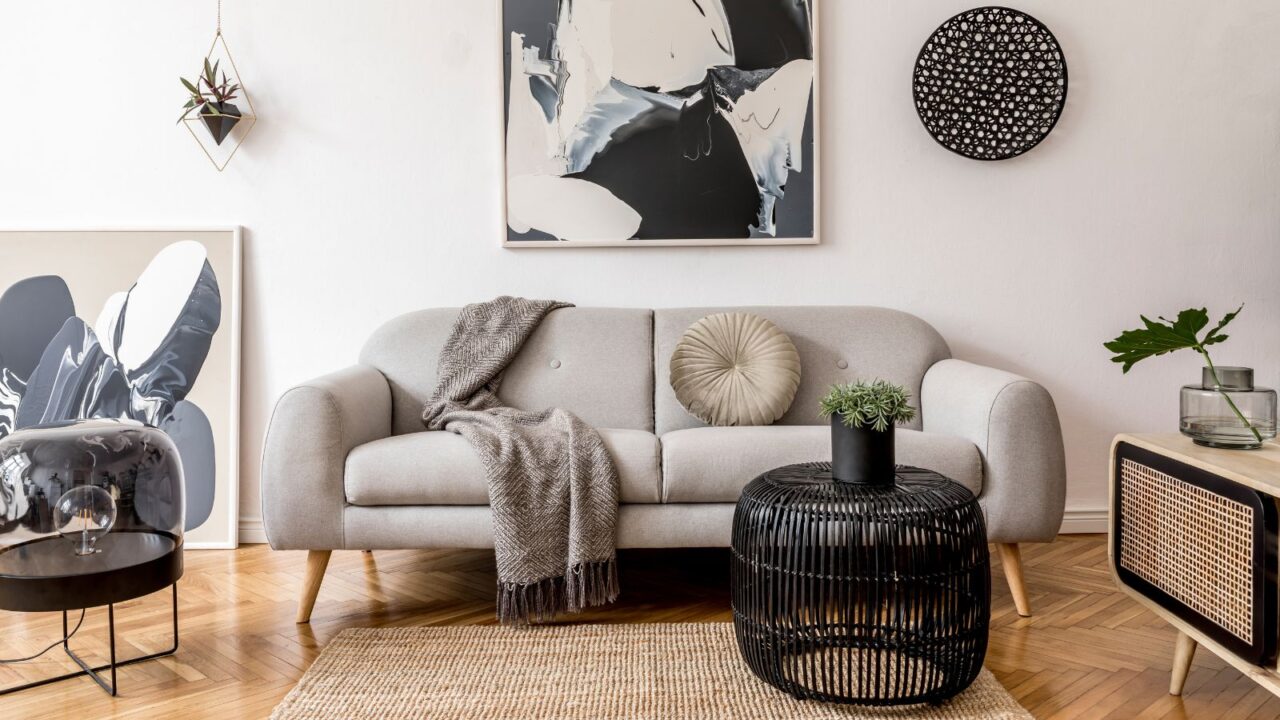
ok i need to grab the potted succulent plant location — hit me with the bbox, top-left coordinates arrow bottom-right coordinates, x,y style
178,57 -> 242,145
1105,305 -> 1276,449
819,379 -> 917,484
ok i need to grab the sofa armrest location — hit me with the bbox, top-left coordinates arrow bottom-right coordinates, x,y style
261,364 -> 392,550
921,359 -> 1066,543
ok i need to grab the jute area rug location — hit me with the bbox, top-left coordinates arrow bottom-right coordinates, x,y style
270,623 -> 1030,720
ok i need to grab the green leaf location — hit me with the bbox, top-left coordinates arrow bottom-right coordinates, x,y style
181,77 -> 200,94
1203,304 -> 1243,347
1159,308 -> 1209,341
1104,326 -> 1197,374
818,379 -> 916,430
1103,306 -> 1244,373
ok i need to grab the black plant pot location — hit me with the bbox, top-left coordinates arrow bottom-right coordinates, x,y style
200,102 -> 242,146
830,415 -> 895,485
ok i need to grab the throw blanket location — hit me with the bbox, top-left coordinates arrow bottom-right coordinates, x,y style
422,297 -> 620,624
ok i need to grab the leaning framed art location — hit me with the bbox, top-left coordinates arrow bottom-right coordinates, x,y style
0,228 -> 242,549
502,0 -> 820,247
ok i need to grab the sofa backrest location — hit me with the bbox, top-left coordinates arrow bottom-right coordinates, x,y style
360,307 -> 656,435
361,305 -> 949,438
653,307 -> 951,435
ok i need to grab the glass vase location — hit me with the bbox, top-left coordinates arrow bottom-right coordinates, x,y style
1180,367 -> 1277,449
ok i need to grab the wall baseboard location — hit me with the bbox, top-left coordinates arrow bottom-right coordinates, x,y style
239,516 -> 268,545
1059,508 -> 1107,535
234,508 -> 1111,547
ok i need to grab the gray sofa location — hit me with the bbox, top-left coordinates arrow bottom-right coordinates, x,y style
262,306 -> 1066,622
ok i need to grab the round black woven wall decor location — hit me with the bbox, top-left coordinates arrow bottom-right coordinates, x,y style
913,6 -> 1067,161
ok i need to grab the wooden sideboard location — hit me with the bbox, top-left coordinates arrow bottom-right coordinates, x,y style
1109,433 -> 1280,697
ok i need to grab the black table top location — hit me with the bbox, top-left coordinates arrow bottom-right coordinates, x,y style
0,532 -> 183,612
756,463 -> 963,492
741,463 -> 978,515
0,532 -> 176,579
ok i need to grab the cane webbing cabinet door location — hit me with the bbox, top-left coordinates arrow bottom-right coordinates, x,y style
1109,434 -> 1280,697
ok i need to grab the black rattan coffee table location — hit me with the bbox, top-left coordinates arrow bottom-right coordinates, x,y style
731,463 -> 990,706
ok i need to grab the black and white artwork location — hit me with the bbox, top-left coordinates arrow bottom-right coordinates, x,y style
503,0 -> 818,246
0,230 -> 241,548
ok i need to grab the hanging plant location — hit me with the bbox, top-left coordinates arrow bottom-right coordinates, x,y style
179,57 -> 242,145
179,0 -> 256,171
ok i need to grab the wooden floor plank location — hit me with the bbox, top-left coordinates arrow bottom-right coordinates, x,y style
0,535 -> 1275,718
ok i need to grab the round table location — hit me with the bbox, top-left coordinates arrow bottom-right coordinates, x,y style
731,463 -> 990,706
0,531 -> 182,696
0,531 -> 181,612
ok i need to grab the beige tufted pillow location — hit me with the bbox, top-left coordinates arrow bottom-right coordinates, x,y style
670,312 -> 802,427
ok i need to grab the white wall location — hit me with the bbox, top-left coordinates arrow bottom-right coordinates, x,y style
3,1 -> 1278,540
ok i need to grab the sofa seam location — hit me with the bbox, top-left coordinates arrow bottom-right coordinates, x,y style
983,379 -> 1035,459
982,378 -> 1039,527
259,391 -> 289,549
320,384 -> 350,551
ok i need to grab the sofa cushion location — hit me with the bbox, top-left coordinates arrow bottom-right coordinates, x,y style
660,426 -> 981,503
345,428 -> 661,506
670,312 -> 801,427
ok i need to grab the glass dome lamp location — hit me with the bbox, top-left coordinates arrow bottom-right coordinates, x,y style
0,419 -> 184,554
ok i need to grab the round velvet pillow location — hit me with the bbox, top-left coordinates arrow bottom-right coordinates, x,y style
670,312 -> 802,427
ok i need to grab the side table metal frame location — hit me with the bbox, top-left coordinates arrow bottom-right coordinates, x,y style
0,583 -> 179,697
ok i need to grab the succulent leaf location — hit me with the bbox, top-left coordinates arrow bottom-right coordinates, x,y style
819,379 -> 916,431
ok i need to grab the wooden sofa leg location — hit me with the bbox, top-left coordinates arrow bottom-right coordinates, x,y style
297,550 -> 332,624
997,543 -> 1032,617
1170,631 -> 1197,696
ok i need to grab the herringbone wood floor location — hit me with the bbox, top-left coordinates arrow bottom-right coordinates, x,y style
1,535 -> 1278,719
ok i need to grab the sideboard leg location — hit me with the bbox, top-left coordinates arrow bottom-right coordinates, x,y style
1170,631 -> 1197,696
996,543 -> 1032,617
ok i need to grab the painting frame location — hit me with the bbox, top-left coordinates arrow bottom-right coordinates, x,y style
499,0 -> 822,248
0,227 -> 242,549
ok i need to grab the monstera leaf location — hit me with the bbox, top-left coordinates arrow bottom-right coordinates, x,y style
1103,306 -> 1241,373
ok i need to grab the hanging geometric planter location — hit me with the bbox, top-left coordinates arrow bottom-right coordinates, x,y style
179,1 -> 256,172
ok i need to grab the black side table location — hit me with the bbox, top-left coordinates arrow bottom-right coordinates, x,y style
0,532 -> 182,696
731,463 -> 990,706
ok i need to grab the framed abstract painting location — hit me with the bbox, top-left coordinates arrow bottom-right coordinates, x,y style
502,0 -> 819,247
0,229 -> 242,548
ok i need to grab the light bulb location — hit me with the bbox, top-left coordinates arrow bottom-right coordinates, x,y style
53,486 -> 116,556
